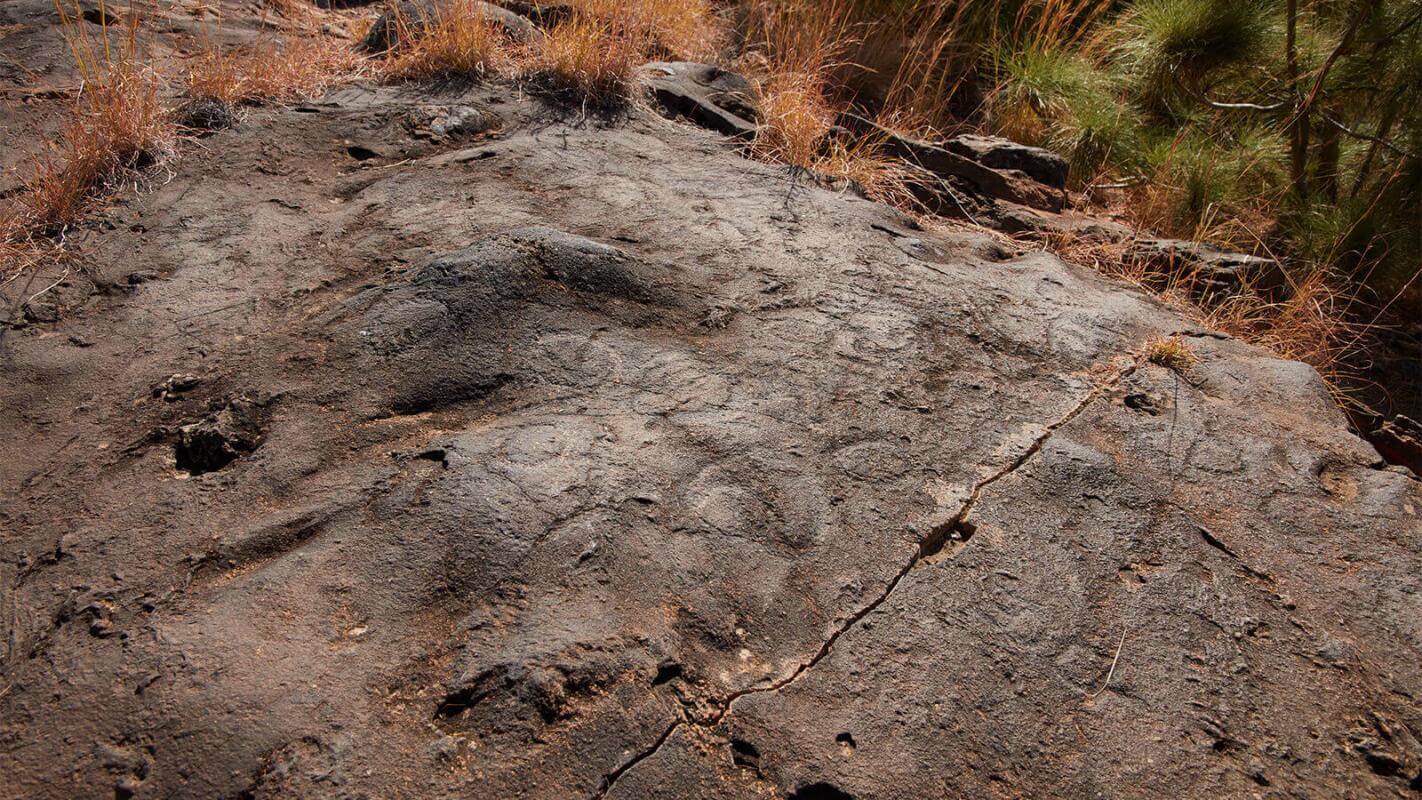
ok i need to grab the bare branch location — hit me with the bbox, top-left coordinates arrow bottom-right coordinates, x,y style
1199,97 -> 1288,112
1318,112 -> 1417,160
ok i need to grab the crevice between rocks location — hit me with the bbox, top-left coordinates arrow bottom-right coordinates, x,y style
590,354 -> 1143,799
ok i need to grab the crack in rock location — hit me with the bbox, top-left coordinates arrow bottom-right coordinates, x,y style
590,354 -> 1143,799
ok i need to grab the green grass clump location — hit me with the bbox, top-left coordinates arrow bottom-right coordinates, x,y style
1136,124 -> 1285,240
1114,0 -> 1276,112
1052,91 -> 1145,182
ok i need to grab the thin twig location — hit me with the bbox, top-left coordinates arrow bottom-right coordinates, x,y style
1088,624 -> 1127,700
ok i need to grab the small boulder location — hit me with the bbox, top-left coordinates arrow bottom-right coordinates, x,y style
174,395 -> 269,475
842,116 -> 1065,214
944,134 -> 1069,190
1370,415 -> 1422,476
360,0 -> 542,53
639,62 -> 760,139
1126,238 -> 1285,296
22,300 -> 60,324
990,204 -> 1133,241
488,0 -> 573,25
153,374 -> 202,402
406,105 -> 497,139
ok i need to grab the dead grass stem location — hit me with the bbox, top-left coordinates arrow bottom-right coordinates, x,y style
570,0 -> 721,61
525,14 -> 642,111
380,0 -> 510,83
186,37 -> 361,106
1051,233 -> 1365,393
8,13 -> 172,237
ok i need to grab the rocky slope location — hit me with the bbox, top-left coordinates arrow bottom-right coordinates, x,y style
3,12 -> 1422,800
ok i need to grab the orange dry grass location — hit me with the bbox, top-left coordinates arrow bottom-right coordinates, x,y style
186,38 -> 360,105
750,69 -> 835,169
571,0 -> 721,60
742,0 -> 857,67
1121,176 -> 1282,254
1145,335 -> 1197,371
0,238 -> 61,286
2,6 -> 173,236
1052,234 -> 1361,387
748,65 -> 919,209
11,58 -> 171,234
817,134 -> 922,208
1202,267 -> 1364,383
382,0 -> 510,82
527,15 -> 642,110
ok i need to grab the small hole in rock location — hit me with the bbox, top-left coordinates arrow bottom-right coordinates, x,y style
788,783 -> 854,800
952,518 -> 978,541
651,661 -> 682,686
835,732 -> 856,754
346,144 -> 383,161
729,738 -> 760,770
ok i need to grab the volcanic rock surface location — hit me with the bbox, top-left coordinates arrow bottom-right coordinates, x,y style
2,57 -> 1421,800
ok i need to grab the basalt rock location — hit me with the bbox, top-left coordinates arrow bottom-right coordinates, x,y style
844,115 -> 1066,214
988,203 -> 1135,241
640,62 -> 760,139
1370,414 -> 1422,476
3,74 -> 1419,800
173,395 -> 270,475
360,0 -> 543,53
944,133 -> 1070,190
1127,237 -> 1286,297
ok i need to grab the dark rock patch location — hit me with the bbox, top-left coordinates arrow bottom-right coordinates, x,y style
729,739 -> 761,770
788,783 -> 855,800
389,370 -> 513,415
640,62 -> 760,139
843,114 -> 1066,214
1368,414 -> 1422,476
1126,237 -> 1285,298
490,0 -> 573,25
21,299 -> 59,324
361,0 -> 542,53
173,394 -> 270,474
944,133 -> 1069,189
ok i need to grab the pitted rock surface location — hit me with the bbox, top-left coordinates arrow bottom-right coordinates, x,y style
1,82 -> 1419,800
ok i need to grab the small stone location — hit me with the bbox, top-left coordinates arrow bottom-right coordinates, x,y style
22,300 -> 59,323
430,735 -> 461,762
154,374 -> 202,402
640,62 -> 760,139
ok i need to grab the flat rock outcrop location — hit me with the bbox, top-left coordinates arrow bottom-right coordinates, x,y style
1,79 -> 1419,800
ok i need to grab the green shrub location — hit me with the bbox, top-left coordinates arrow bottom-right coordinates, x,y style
1115,0 -> 1276,112
1052,90 -> 1145,182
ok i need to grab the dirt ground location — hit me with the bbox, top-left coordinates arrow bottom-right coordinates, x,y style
2,5 -> 1421,799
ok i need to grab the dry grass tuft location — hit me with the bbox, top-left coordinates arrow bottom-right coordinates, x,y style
381,0 -> 510,82
816,134 -> 922,208
747,63 -> 920,210
185,38 -> 360,107
1146,335 -> 1197,371
1052,233 -> 1361,388
749,69 -> 835,169
526,15 -> 642,111
570,0 -> 721,61
733,0 -> 923,209
3,8 -> 174,287
11,56 -> 172,235
1201,267 -> 1364,387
